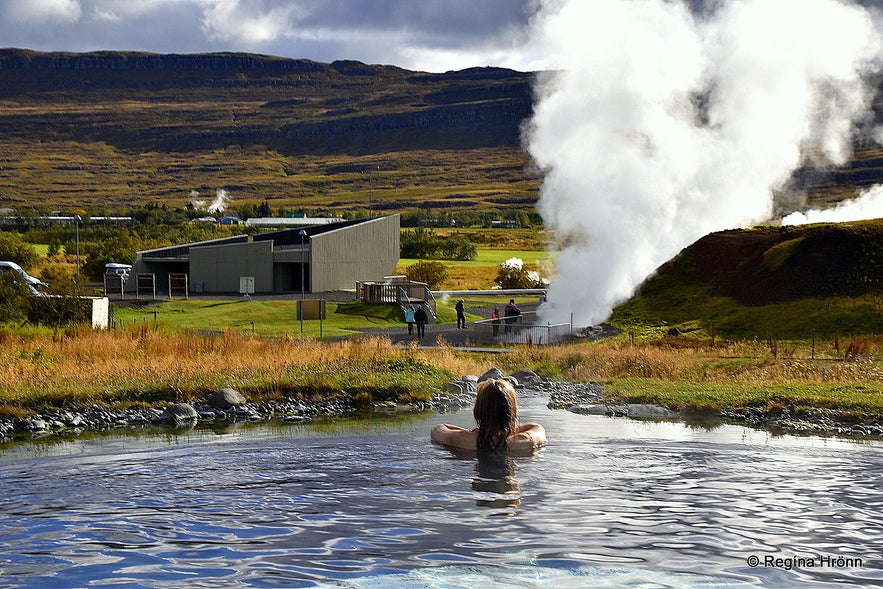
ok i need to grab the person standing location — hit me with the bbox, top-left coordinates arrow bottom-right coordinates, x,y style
455,299 -> 466,329
504,299 -> 520,333
414,305 -> 428,338
491,307 -> 500,337
404,305 -> 416,335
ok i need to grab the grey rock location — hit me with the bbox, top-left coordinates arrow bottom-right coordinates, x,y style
212,387 -> 247,409
16,418 -> 47,432
510,369 -> 544,386
478,367 -> 505,383
444,381 -> 465,396
568,404 -> 611,416
621,404 -> 678,418
461,375 -> 478,392
162,403 -> 198,423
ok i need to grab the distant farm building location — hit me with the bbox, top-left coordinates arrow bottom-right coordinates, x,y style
130,215 -> 399,295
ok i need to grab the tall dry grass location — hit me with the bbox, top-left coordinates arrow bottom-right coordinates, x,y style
0,327 -> 490,411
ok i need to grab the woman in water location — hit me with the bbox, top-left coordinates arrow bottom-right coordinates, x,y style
431,379 -> 546,452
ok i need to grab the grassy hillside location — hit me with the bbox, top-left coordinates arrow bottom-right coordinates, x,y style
0,49 -> 538,217
0,49 -> 882,220
611,219 -> 883,339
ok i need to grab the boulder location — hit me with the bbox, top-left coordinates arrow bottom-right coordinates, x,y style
162,403 -> 198,424
443,381 -> 465,396
212,387 -> 247,409
478,367 -> 505,383
510,369 -> 544,386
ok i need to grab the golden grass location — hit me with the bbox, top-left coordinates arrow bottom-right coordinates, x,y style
3,325 -> 883,418
0,326 -> 490,411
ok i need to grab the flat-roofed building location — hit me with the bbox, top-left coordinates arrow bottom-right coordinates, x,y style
131,215 -> 399,294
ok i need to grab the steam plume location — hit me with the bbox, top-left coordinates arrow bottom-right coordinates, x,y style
207,189 -> 231,213
525,0 -> 883,326
782,184 -> 883,225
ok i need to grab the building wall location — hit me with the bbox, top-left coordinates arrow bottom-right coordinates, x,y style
309,214 -> 400,291
190,240 -> 274,293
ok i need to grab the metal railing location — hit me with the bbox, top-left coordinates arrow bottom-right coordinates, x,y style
357,279 -> 436,319
472,311 -> 571,345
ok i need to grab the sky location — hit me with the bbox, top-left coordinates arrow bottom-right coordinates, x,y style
0,0 -> 543,72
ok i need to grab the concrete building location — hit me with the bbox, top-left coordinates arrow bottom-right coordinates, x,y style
131,215 -> 399,294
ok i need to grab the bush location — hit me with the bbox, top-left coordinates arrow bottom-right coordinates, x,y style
406,261 -> 448,289
0,272 -> 89,327
400,228 -> 476,261
27,294 -> 91,327
495,258 -> 545,289
0,233 -> 39,269
0,273 -> 30,323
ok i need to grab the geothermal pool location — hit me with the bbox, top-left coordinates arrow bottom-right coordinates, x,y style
0,389 -> 881,588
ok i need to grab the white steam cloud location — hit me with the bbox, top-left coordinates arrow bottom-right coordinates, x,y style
188,188 -> 232,213
782,184 -> 883,225
526,0 -> 883,326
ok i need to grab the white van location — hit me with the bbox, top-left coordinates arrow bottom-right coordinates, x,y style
105,263 -> 132,280
0,261 -> 48,294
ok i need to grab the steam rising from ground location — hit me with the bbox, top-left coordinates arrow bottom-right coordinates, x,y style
189,189 -> 232,213
782,184 -> 883,225
525,0 -> 883,326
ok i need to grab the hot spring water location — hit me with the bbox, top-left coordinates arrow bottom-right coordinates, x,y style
0,388 -> 880,588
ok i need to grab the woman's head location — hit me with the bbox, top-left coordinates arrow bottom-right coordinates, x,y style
474,379 -> 519,452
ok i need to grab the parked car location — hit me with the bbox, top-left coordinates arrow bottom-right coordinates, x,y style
0,261 -> 48,294
104,263 -> 132,281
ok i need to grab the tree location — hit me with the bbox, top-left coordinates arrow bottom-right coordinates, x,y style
0,232 -> 39,269
0,272 -> 30,323
406,260 -> 448,289
494,258 -> 545,289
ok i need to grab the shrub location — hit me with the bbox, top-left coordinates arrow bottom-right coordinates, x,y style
400,228 -> 476,261
494,257 -> 545,289
406,260 -> 448,289
0,273 -> 30,323
0,233 -> 39,269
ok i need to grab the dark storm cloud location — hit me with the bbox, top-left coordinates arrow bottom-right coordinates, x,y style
0,0 -> 538,71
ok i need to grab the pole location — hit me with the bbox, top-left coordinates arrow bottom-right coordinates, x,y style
300,229 -> 307,334
75,215 -> 81,277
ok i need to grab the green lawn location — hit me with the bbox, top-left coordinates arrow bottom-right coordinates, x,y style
112,299 -> 407,339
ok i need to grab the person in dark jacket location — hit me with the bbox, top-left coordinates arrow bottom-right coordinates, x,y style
455,299 -> 466,329
414,306 -> 428,338
504,299 -> 520,333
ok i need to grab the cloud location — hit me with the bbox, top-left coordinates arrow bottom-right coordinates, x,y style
2,0 -> 82,23
0,0 -> 538,71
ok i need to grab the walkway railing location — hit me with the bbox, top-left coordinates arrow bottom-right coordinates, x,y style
472,311 -> 571,345
357,279 -> 436,319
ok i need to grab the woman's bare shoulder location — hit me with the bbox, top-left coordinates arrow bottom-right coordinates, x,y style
431,423 -> 478,450
507,423 -> 547,451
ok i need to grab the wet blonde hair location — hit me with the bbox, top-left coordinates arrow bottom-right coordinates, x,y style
474,379 -> 519,452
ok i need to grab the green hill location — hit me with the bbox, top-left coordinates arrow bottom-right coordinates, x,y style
612,219 -> 883,339
1,48 -> 882,220
0,49 -> 536,215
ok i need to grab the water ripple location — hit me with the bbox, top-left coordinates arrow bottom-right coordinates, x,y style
0,406 -> 881,588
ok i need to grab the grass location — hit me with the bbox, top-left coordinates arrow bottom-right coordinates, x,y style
3,317 -> 883,422
0,326 -> 488,412
4,323 -> 883,422
398,247 -> 552,290
112,299 -> 407,339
